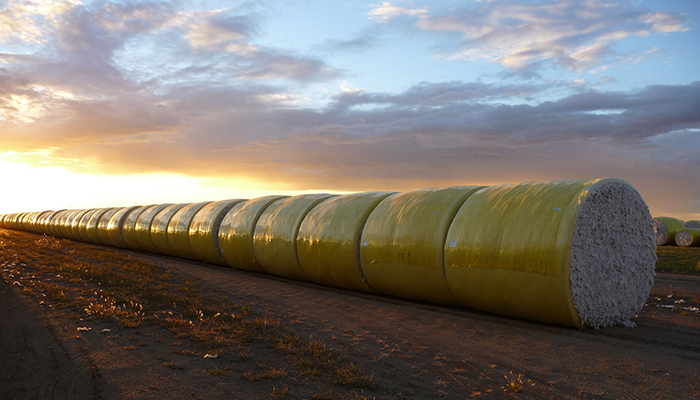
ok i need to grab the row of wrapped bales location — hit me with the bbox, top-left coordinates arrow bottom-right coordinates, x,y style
653,217 -> 700,247
0,179 -> 657,328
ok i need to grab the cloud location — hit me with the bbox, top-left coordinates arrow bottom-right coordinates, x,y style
367,2 -> 428,23
382,0 -> 690,72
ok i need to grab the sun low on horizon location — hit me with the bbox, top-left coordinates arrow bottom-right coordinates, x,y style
1,0 -> 698,221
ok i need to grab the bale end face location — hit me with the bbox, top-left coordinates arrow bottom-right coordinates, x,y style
570,182 -> 657,329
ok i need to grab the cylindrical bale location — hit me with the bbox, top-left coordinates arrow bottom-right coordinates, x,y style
253,194 -> 337,281
0,214 -> 6,229
103,206 -> 140,248
360,186 -> 484,305
189,199 -> 246,265
444,179 -> 656,329
218,196 -> 288,272
96,208 -> 123,245
55,210 -> 70,237
23,211 -> 40,232
149,203 -> 189,255
167,202 -> 213,260
675,229 -> 700,247
34,211 -> 53,234
86,209 -> 114,244
64,210 -> 85,239
121,205 -> 151,251
62,210 -> 82,238
654,217 -> 686,246
76,209 -> 99,242
298,191 -> 396,293
47,210 -> 66,237
69,209 -> 92,240
685,220 -> 700,229
132,204 -> 173,253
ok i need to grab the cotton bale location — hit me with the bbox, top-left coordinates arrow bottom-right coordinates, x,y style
56,210 -> 73,238
34,210 -> 54,234
69,210 -> 91,240
298,191 -> 395,293
167,202 -> 213,260
105,206 -> 141,248
189,199 -> 246,265
149,203 -> 189,255
131,204 -> 173,253
654,217 -> 686,246
94,208 -> 122,245
685,220 -> 700,229
47,210 -> 67,237
121,206 -> 151,251
360,186 -> 484,305
253,194 -> 337,281
444,179 -> 656,329
218,196 -> 288,272
85,209 -> 114,244
77,209 -> 100,242
675,229 -> 700,247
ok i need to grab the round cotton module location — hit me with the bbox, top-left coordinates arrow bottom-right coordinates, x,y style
105,206 -> 141,248
132,204 -> 174,253
218,196 -> 288,272
675,229 -> 700,247
167,202 -> 212,260
685,220 -> 700,229
297,191 -> 395,293
654,217 -> 686,246
445,179 -> 656,329
121,205 -> 152,251
253,194 -> 337,281
569,181 -> 656,328
189,199 -> 246,266
149,203 -> 189,256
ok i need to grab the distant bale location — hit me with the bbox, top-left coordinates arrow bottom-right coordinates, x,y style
654,217 -> 686,246
675,229 -> 700,247
685,220 -> 700,229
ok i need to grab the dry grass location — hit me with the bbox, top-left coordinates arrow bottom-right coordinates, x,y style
656,247 -> 700,275
0,229 -> 378,397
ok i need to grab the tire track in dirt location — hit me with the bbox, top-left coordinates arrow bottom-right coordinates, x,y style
0,281 -> 102,400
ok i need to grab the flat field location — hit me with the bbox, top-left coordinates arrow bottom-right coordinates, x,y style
1,229 -> 699,399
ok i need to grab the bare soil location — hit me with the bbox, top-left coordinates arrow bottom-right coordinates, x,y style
1,229 -> 700,399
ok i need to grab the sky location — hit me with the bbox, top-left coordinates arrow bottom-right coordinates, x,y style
1,0 -> 698,220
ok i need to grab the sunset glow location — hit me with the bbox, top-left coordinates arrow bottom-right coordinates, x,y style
1,0 -> 698,220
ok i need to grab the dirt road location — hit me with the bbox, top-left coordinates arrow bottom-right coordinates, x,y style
2,236 -> 700,399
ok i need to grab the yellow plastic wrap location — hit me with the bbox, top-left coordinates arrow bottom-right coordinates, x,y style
47,210 -> 66,237
34,210 -> 54,233
85,209 -> 112,243
121,206 -> 151,251
443,179 -> 655,328
63,210 -> 84,238
69,210 -> 91,240
654,217 -> 686,246
94,208 -> 120,245
253,194 -> 336,280
360,186 -> 484,305
105,206 -> 140,248
675,229 -> 700,247
166,202 -> 212,260
218,196 -> 288,272
77,209 -> 99,242
133,204 -> 173,253
149,203 -> 189,256
55,210 -> 72,238
189,199 -> 246,265
297,192 -> 395,292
